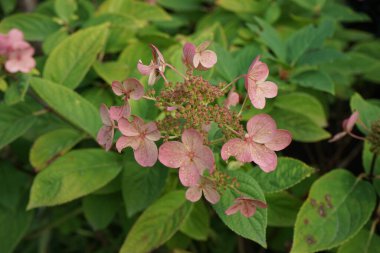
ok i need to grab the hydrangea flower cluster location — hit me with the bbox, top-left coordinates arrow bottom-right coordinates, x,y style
0,29 -> 35,73
97,42 -> 292,218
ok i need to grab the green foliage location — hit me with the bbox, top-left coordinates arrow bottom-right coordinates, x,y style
180,201 -> 210,241
213,170 -> 267,248
338,229 -> 380,253
28,149 -> 122,209
292,170 -> 376,252
120,190 -> 192,253
266,191 -> 302,227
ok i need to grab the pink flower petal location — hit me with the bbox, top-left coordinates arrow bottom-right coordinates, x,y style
8,29 -> 24,42
203,181 -> 220,204
251,199 -> 268,209
225,202 -> 241,216
134,139 -> 158,167
247,114 -> 277,143
247,80 -> 266,109
179,163 -> 201,187
257,80 -> 278,98
144,122 -> 161,141
109,104 -> 130,121
344,111 -> 359,132
250,142 -> 277,173
194,145 -> 215,174
181,129 -> 204,151
183,42 -> 196,66
265,129 -> 292,151
221,138 -> 252,163
137,60 -> 154,75
111,81 -> 124,96
197,41 -> 211,51
125,78 -> 144,100
158,141 -> 188,168
193,53 -> 201,68
97,126 -> 114,151
99,104 -> 113,126
225,90 -> 240,109
240,202 -> 256,218
185,186 -> 202,202
148,70 -> 158,85
199,50 -> 217,69
115,136 -> 140,153
247,56 -> 269,83
150,44 -> 166,68
328,131 -> 347,143
118,118 -> 140,137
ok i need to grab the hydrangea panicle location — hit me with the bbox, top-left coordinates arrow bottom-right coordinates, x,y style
225,197 -> 267,218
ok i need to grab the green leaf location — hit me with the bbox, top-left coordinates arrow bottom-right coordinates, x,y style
217,0 -> 265,14
362,141 -> 380,175
266,191 -> 302,227
0,163 -> 33,253
291,70 -> 335,94
120,190 -> 192,253
83,193 -> 120,230
350,93 -> 380,133
0,13 -> 60,41
0,78 -> 7,91
291,0 -> 326,11
30,77 -> 100,138
213,170 -> 267,247
43,24 -> 109,89
0,103 -> 37,150
122,161 -> 168,217
322,2 -> 370,22
29,128 -> 85,171
0,0 -> 17,14
291,169 -> 376,253
4,73 -> 30,106
28,149 -> 122,209
338,229 -> 380,253
157,0 -> 202,11
271,108 -> 331,142
93,61 -> 129,85
118,41 -> 153,77
297,48 -> 344,66
250,157 -> 315,193
42,28 -> 69,54
54,0 -> 78,23
274,92 -> 327,127
180,201 -> 210,241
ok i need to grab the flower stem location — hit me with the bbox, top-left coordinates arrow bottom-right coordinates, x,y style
221,75 -> 245,92
142,95 -> 156,101
166,63 -> 188,80
237,95 -> 249,117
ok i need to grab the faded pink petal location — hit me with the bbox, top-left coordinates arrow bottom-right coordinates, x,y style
116,136 -> 140,152
118,118 -> 139,136
225,90 -> 239,109
247,114 -> 277,143
257,81 -> 278,98
8,29 -> 24,42
179,163 -> 201,187
158,141 -> 188,168
203,180 -> 220,204
251,199 -> 268,209
5,44 -> 35,73
150,44 -> 166,71
100,104 -> 113,126
344,111 -> 359,132
167,106 -> 178,111
193,53 -> 201,68
246,56 -> 269,83
199,50 -> 217,69
134,139 -> 158,167
109,104 -> 130,121
193,145 -> 215,174
183,43 -> 196,66
250,142 -> 277,173
198,41 -> 211,51
221,138 -> 252,163
112,78 -> 144,100
265,129 -> 292,151
328,131 -> 347,143
240,202 -> 256,218
144,122 -> 161,141
191,41 -> 217,70
181,129 -> 204,151
185,186 -> 202,202
97,126 -> 114,151
137,60 -> 154,75
225,202 -> 241,216
111,81 -> 124,96
202,123 -> 211,132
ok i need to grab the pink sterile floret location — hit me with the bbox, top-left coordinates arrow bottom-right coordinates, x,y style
221,114 -> 291,173
329,111 -> 359,142
137,44 -> 166,85
0,29 -> 35,73
224,88 -> 240,109
225,197 -> 267,218
185,176 -> 220,204
110,78 -> 144,120
97,104 -> 116,151
183,41 -> 217,70
245,56 -> 278,109
116,116 -> 161,167
158,129 -> 215,187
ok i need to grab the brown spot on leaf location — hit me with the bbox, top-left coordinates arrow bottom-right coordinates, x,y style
305,235 -> 316,245
310,198 -> 318,208
325,194 -> 333,209
318,203 -> 327,217
304,219 -> 309,225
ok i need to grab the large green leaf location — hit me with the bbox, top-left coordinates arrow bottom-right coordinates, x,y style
30,77 -> 100,138
350,93 -> 380,133
27,149 -> 122,209
213,170 -> 267,247
362,141 -> 380,175
274,92 -> 327,127
338,229 -> 380,253
82,193 -> 120,230
0,103 -> 37,150
291,70 -> 335,94
43,24 -> 109,89
0,0 -> 17,14
291,169 -> 376,253
180,201 -> 210,241
0,13 -> 60,41
250,157 -> 315,193
54,0 -> 77,23
266,191 -> 302,227
29,128 -> 85,171
0,163 -> 33,253
122,160 -> 168,217
120,190 -> 192,253
93,61 -> 129,85
271,108 -> 331,142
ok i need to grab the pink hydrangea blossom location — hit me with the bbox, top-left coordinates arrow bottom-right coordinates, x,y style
110,78 -> 144,120
158,129 -> 215,186
224,88 -> 240,109
225,197 -> 267,218
245,56 -> 278,109
221,114 -> 291,172
116,116 -> 160,167
0,29 -> 35,73
329,111 -> 361,142
185,176 -> 220,204
137,44 -> 166,85
183,41 -> 217,70
97,104 -> 116,151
